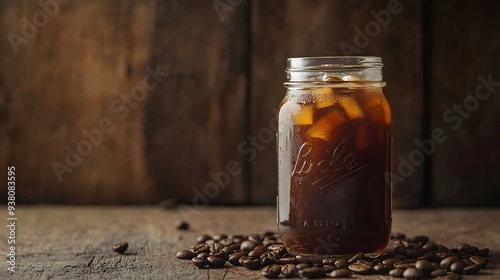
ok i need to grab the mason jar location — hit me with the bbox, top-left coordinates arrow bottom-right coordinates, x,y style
277,56 -> 392,257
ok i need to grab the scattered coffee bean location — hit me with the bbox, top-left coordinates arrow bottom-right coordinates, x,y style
469,255 -> 488,267
261,264 -> 282,279
176,250 -> 196,259
281,264 -> 298,277
175,231 -> 489,279
463,264 -> 482,274
322,265 -> 336,273
192,257 -> 209,268
388,267 -> 405,277
373,263 -> 392,274
450,261 -> 465,273
243,258 -> 261,270
403,267 -> 424,279
296,263 -> 311,270
277,257 -> 299,265
330,268 -> 352,278
430,268 -> 447,277
197,252 -> 209,258
475,248 -> 489,257
112,241 -> 128,254
240,240 -> 258,251
298,267 -> 326,278
176,221 -> 189,230
415,259 -> 435,274
348,262 -> 372,275
334,258 -> 349,269
207,255 -> 226,268
440,256 -> 460,270
196,234 -> 211,243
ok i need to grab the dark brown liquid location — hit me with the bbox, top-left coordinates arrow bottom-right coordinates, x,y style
277,87 -> 391,256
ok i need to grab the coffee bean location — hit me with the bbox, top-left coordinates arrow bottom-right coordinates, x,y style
388,268 -> 405,277
196,234 -> 211,243
382,257 -> 402,266
405,248 -> 422,259
261,256 -> 276,266
323,265 -> 336,273
348,262 -> 372,275
463,264 -> 481,274
281,264 -> 298,278
296,263 -> 311,270
373,263 -> 392,274
415,259 -> 435,274
192,243 -> 210,254
440,256 -> 459,270
403,267 -> 424,279
248,245 -> 268,258
418,252 -> 439,263
321,257 -> 337,266
242,258 -> 261,270
475,248 -> 489,257
423,241 -> 438,251
222,244 -> 240,256
207,255 -> 226,268
240,240 -> 258,251
394,260 -> 416,269
450,261 -> 465,273
192,257 -> 209,268
395,246 -> 406,255
197,252 -> 209,258
277,257 -> 299,265
348,252 -> 365,264
239,256 -> 252,266
470,255 -> 488,268
248,234 -> 262,244
456,243 -> 470,251
334,258 -> 349,269
228,252 -> 245,266
298,267 -> 326,278
176,250 -> 196,259
261,264 -> 282,279
176,221 -> 189,230
430,268 -> 447,277
209,249 -> 225,258
330,268 -> 352,278
112,241 -> 128,254
211,234 -> 227,241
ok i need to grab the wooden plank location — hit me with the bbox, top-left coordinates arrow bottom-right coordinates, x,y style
250,0 -> 423,207
144,0 -> 249,204
0,0 -> 157,203
430,1 -> 500,206
0,206 -> 498,278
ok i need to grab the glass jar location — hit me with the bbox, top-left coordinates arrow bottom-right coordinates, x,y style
277,56 -> 392,257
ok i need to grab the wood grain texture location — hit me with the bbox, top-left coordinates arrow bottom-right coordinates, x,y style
0,0 -> 157,203
144,0 -> 249,204
250,0 -> 423,207
0,206 -> 498,279
430,1 -> 500,206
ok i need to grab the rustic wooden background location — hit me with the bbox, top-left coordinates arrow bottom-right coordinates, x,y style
0,0 -> 499,206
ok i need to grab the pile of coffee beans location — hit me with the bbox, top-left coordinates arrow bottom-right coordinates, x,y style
175,231 -> 489,279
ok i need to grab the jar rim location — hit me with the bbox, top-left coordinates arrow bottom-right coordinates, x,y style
287,56 -> 383,71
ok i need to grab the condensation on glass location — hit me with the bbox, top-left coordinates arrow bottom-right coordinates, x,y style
277,56 -> 392,257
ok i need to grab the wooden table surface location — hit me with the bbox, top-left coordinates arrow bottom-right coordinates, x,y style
0,206 -> 499,279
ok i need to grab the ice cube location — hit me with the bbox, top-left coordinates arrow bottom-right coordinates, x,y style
337,95 -> 364,120
294,105 -> 314,125
307,109 -> 346,141
311,88 -> 336,109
